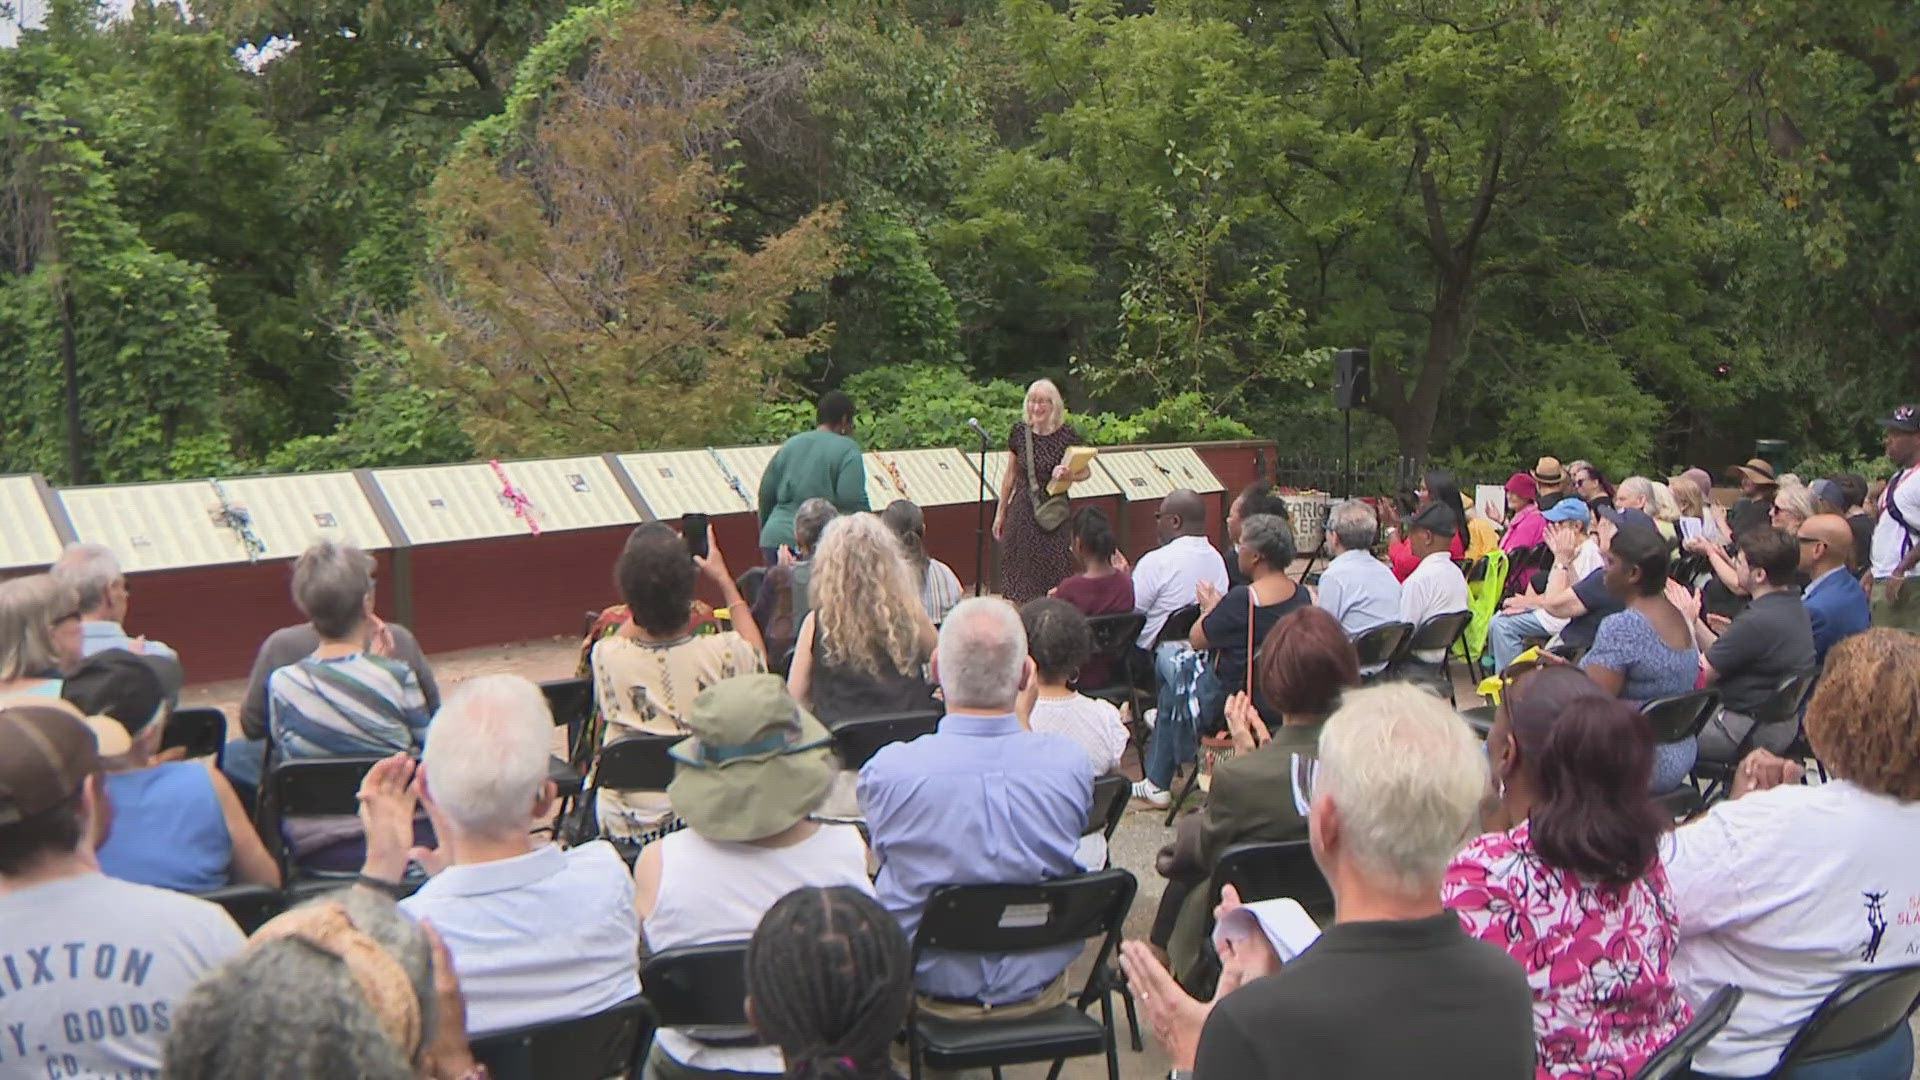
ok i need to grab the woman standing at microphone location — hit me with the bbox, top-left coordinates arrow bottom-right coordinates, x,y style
995,379 -> 1090,603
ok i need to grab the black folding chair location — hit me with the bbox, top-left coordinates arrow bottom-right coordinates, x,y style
641,941 -> 760,1049
1386,610 -> 1474,705
907,869 -> 1137,1080
539,677 -> 593,826
1695,669 -> 1816,801
564,732 -> 685,850
1352,621 -> 1413,682
1761,965 -> 1920,1077
1156,603 -> 1203,648
194,883 -> 286,935
1080,613 -> 1151,756
1642,688 -> 1721,745
1631,985 -> 1742,1080
161,706 -> 228,767
829,710 -> 943,772
257,755 -> 395,900
1083,773 -> 1130,851
470,995 -> 654,1080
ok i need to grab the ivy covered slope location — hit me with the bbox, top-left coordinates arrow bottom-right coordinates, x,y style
0,0 -> 1913,483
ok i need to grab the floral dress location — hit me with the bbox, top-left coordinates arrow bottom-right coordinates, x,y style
1001,420 -> 1081,602
1443,820 -> 1692,1080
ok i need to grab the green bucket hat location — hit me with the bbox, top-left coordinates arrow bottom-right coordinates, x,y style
666,674 -> 836,843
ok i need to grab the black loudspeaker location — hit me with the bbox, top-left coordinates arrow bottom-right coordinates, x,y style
1333,348 -> 1370,410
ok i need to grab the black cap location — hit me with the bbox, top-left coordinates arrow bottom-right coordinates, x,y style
1882,404 -> 1920,434
61,649 -> 183,737
1406,502 -> 1458,539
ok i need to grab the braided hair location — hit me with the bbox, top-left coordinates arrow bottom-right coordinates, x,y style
747,886 -> 912,1079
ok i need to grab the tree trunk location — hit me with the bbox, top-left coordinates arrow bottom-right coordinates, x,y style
1388,275 -> 1469,463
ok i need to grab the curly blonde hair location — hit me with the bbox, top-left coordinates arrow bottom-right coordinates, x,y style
809,514 -> 926,678
1807,629 -> 1920,801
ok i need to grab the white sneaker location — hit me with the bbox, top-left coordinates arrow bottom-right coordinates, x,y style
1142,707 -> 1157,729
1131,779 -> 1171,808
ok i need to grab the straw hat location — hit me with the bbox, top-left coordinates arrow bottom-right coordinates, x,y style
666,674 -> 835,843
1726,458 -> 1778,488
1530,457 -> 1566,486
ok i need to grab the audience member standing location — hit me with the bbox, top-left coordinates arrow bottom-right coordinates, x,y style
593,523 -> 765,842
69,650 -> 278,893
993,379 -> 1090,603
1127,488 -> 1229,651
1049,507 -> 1134,687
354,675 -> 639,1039
1667,630 -> 1920,1079
1870,404 -> 1920,631
0,574 -> 83,697
638,676 -> 873,1079
1447,666 -> 1690,1078
757,391 -> 869,566
1690,528 -> 1815,766
0,702 -> 245,1078
51,543 -> 177,660
1579,519 -> 1698,792
1398,503 -> 1471,663
787,514 -> 937,723
1798,514 -> 1871,666
858,598 -> 1093,1016
880,499 -> 965,625
746,887 -> 913,1080
1119,684 -> 1535,1079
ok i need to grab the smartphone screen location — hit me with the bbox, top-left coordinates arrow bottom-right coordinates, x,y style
683,513 -> 710,559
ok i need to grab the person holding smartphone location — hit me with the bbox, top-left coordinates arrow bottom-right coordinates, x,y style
590,522 -> 767,843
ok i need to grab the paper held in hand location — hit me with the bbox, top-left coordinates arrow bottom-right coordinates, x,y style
1211,897 -> 1323,963
1048,446 -> 1099,496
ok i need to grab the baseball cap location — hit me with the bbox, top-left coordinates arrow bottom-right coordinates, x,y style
1406,502 -> 1459,538
1541,499 -> 1592,525
0,700 -> 127,826
1882,405 -> 1920,434
61,649 -> 182,737
1596,506 -> 1660,536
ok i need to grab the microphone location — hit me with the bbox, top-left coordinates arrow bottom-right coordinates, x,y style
966,417 -> 989,439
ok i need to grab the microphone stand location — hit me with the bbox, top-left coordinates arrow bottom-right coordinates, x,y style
973,425 -> 990,596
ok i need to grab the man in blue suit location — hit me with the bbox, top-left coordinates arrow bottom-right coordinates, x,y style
1800,514 -> 1871,666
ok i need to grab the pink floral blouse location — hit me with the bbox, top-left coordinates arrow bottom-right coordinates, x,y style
1443,820 -> 1692,1079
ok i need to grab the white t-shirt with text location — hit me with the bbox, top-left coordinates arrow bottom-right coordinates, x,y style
0,873 -> 243,1080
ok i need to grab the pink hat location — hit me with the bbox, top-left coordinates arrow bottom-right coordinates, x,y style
1504,472 -> 1536,504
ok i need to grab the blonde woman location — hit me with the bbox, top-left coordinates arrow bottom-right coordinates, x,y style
0,574 -> 84,696
787,514 -> 938,724
1648,481 -> 1682,528
993,378 -> 1091,602
1670,474 -> 1729,544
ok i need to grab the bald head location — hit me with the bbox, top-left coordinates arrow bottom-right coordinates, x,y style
1158,489 -> 1207,541
1799,514 -> 1854,575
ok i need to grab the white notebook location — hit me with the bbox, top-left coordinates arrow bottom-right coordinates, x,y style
1211,897 -> 1323,963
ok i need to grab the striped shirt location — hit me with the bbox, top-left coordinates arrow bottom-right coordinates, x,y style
922,558 -> 966,624
268,652 -> 431,760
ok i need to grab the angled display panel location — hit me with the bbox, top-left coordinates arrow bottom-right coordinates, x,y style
1145,447 -> 1224,494
616,450 -> 757,520
0,475 -> 69,571
1097,451 -> 1178,502
59,473 -> 391,572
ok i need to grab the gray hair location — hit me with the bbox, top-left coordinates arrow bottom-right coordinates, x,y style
1327,500 -> 1378,554
794,498 -> 838,556
1315,683 -> 1488,896
1238,513 -> 1295,570
422,675 -> 553,837
0,574 -> 77,681
1647,481 -> 1681,524
51,543 -> 121,614
935,597 -> 1027,711
292,540 -> 374,640
1616,476 -> 1655,510
163,888 -> 434,1079
1773,479 -> 1816,523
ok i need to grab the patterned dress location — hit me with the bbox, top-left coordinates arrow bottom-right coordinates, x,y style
1001,420 -> 1081,603
1443,820 -> 1692,1080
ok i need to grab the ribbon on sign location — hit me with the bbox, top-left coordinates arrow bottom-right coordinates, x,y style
707,448 -> 753,511
208,479 -> 267,562
490,460 -> 542,535
879,453 -> 912,502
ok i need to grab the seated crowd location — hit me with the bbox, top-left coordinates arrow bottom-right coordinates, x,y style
2,404 -> 1919,1080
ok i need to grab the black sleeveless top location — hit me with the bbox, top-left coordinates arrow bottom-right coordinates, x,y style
809,629 -> 937,726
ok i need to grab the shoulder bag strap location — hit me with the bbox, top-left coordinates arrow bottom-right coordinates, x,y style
1247,586 -> 1257,698
1023,422 -> 1045,511
1885,469 -> 1918,562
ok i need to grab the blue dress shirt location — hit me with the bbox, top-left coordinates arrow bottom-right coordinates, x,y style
81,619 -> 177,661
1803,566 -> 1870,666
857,712 -> 1094,1004
1314,548 -> 1403,636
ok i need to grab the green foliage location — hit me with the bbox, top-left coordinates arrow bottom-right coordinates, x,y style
263,338 -> 474,472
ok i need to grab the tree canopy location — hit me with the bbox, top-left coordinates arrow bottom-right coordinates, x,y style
0,0 -> 1910,485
